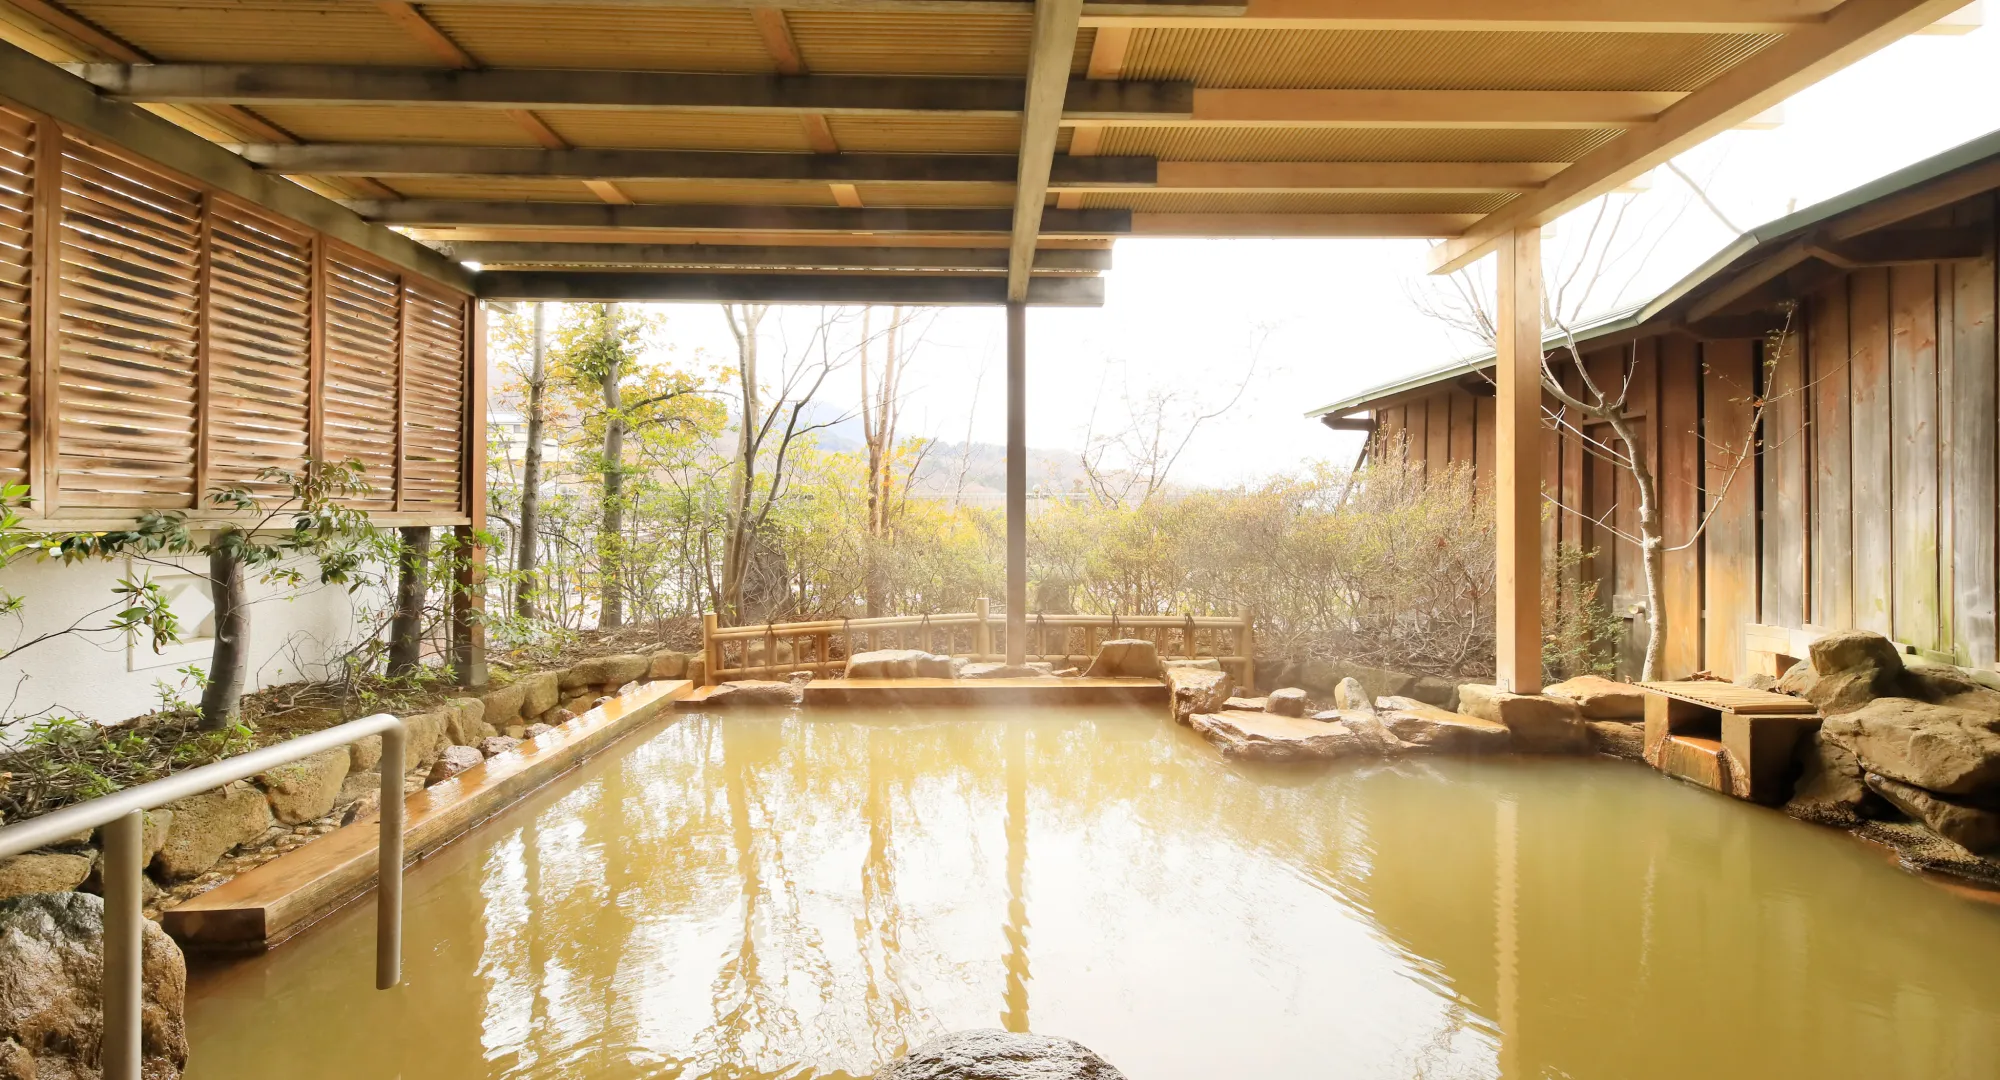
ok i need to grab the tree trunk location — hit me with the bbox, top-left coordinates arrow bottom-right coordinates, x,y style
515,301 -> 547,620
720,305 -> 762,624
597,304 -> 626,629
1605,411 -> 1667,681
388,525 -> 431,677
198,544 -> 249,732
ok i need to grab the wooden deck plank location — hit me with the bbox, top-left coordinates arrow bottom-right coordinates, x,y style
163,679 -> 692,952
1638,680 -> 1818,714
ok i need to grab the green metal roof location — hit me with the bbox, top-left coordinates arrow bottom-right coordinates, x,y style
1307,125 -> 2000,420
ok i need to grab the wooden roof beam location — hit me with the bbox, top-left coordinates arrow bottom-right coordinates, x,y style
70,63 -> 1193,119
1007,0 -> 1087,300
352,200 -> 1130,236
473,270 -> 1106,306
1131,212 -> 1480,236
1082,0 -> 1841,30
234,144 -> 1156,186
1430,0 -> 1973,274
435,241 -> 1112,272
1148,160 -> 1565,192
400,0 -> 1243,16
1075,89 -> 1685,129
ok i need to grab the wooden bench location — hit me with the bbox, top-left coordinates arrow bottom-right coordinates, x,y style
1639,681 -> 1821,804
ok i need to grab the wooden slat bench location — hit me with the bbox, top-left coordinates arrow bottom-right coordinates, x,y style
1639,681 -> 1821,803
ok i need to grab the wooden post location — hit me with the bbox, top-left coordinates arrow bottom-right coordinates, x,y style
975,596 -> 992,660
1495,226 -> 1545,694
1005,300 -> 1027,666
702,612 -> 720,684
451,300 -> 489,688
450,525 -> 487,688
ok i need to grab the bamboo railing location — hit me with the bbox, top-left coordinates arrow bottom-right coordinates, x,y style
702,599 -> 1255,686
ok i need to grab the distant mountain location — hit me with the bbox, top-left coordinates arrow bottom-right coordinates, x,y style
908,439 -> 1088,496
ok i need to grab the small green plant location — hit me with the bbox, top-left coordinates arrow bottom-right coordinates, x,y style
1541,543 -> 1624,681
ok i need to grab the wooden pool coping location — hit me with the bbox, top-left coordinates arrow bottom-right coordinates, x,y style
163,679 -> 692,953
797,676 -> 1167,707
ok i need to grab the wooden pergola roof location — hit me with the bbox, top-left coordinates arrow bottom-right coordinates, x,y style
0,0 -> 1975,305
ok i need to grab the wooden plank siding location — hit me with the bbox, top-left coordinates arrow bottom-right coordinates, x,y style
0,102 -> 474,527
1367,189 -> 1999,676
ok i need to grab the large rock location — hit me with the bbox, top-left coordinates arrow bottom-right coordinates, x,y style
518,671 -> 561,716
1865,773 -> 2000,854
1162,657 -> 1221,672
875,1029 -> 1125,1080
1785,729 -> 1871,825
1332,677 -> 1373,713
0,892 -> 186,1080
1826,696 -> 2000,797
559,654 -> 650,692
443,697 -> 494,746
155,781 -> 273,881
477,735 -> 521,758
704,681 -> 803,707
425,745 -> 485,787
1266,687 -> 1309,717
255,746 -> 351,825
1807,630 -> 1905,715
1776,661 -> 1818,698
1544,675 -> 1646,720
0,854 -> 93,902
335,772 -> 383,825
1083,639 -> 1161,679
1165,665 -> 1232,726
1458,684 -> 1589,754
399,708 -> 450,767
480,682 -> 530,728
846,649 -> 957,679
1192,710 -> 1371,761
1377,697 -> 1511,754
648,649 -> 691,680
1585,721 -> 1645,761
349,733 -> 382,772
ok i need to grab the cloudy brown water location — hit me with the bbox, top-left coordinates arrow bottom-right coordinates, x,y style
184,706 -> 2000,1079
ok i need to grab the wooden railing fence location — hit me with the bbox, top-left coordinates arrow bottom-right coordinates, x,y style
703,599 -> 1255,686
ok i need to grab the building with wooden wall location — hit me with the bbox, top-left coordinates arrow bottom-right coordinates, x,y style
1311,131 -> 2000,681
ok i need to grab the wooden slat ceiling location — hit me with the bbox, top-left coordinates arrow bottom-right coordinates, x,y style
0,0 -> 1975,300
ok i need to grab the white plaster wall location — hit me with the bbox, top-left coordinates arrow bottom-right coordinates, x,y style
0,552 -> 380,730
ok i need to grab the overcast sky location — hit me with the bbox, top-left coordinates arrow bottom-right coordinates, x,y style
623,18 -> 2000,488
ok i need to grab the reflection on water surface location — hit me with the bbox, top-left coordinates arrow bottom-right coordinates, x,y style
186,706 -> 2000,1079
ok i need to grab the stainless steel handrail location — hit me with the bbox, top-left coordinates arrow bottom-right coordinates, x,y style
0,713 -> 409,1080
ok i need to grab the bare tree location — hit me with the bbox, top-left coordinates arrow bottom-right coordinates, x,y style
515,301 -> 549,619
715,305 -> 856,623
1078,330 -> 1264,506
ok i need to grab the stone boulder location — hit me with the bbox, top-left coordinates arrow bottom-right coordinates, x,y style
1377,697 -> 1511,754
846,649 -> 957,679
1266,687 -> 1309,717
1164,665 -> 1232,725
1865,773 -> 2000,854
425,745 -> 485,787
1458,684 -> 1589,754
1544,675 -> 1646,720
1191,711 -> 1370,761
961,663 -> 1047,679
255,746 -> 351,825
523,723 -> 554,738
1785,730 -> 1871,826
875,1029 -> 1126,1080
0,853 -> 93,902
1825,696 -> 2000,797
349,733 -> 382,772
0,892 -> 186,1080
335,772 -> 383,826
442,697 -> 493,746
518,671 -> 561,716
1082,639 -> 1161,679
1224,696 -> 1266,712
704,681 -> 803,707
1807,630 -> 1905,715
399,708 -> 450,767
559,653 -> 650,692
1332,677 -> 1373,713
155,781 -> 273,881
1162,658 -> 1221,672
1315,709 -> 1402,753
1777,661 -> 1818,698
478,736 -> 522,758
480,682 -> 530,728
1585,721 -> 1645,761
648,649 -> 691,680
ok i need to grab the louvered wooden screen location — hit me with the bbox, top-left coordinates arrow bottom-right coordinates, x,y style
0,103 -> 472,522
399,280 -> 466,510
0,108 -> 33,489
204,198 -> 312,499
320,246 -> 402,510
54,134 -> 203,510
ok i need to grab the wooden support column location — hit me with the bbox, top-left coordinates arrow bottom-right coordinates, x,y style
1006,300 -> 1028,665
452,300 -> 489,688
1494,226 -> 1544,693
